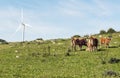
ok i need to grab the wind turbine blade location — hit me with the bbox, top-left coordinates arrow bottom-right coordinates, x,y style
10,24 -> 22,38
24,23 -> 32,27
21,8 -> 23,22
16,24 -> 22,32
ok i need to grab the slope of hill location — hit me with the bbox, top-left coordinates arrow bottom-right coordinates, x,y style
0,33 -> 120,78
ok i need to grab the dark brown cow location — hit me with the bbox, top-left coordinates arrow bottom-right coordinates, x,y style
100,37 -> 111,48
71,37 -> 87,51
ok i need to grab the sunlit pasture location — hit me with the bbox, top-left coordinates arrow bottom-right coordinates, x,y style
0,33 -> 120,78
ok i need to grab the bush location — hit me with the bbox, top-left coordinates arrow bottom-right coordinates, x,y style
72,35 -> 81,38
107,28 -> 116,33
100,30 -> 106,34
0,39 -> 8,44
36,38 -> 43,40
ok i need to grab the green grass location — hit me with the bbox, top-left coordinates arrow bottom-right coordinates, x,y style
0,33 -> 120,78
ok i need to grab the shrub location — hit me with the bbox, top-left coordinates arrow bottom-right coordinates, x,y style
72,35 -> 81,38
100,30 -> 106,34
0,39 -> 8,44
107,28 -> 116,33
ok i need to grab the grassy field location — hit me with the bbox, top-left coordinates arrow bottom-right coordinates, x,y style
0,33 -> 120,78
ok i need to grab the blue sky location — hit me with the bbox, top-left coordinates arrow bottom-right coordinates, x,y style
0,0 -> 120,42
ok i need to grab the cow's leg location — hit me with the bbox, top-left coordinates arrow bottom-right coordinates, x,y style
106,44 -> 109,48
90,45 -> 94,52
71,42 -> 76,51
100,43 -> 102,48
71,44 -> 76,51
86,47 -> 90,51
71,45 -> 73,51
93,46 -> 97,51
71,44 -> 73,51
90,46 -> 92,52
94,46 -> 96,51
95,46 -> 97,51
79,45 -> 82,51
93,45 -> 95,51
74,45 -> 77,51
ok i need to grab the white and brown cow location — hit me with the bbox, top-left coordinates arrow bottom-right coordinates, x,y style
86,36 -> 98,52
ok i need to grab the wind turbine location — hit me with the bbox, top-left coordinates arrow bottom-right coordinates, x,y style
10,9 -> 31,42
20,9 -> 31,42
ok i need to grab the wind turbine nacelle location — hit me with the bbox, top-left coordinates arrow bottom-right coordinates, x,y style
22,23 -> 26,26
22,22 -> 31,27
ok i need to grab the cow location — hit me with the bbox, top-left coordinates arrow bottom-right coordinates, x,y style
71,37 -> 87,51
86,36 -> 98,52
100,37 -> 111,48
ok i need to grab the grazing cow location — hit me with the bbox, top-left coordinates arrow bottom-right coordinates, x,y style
100,37 -> 111,48
71,37 -> 87,51
86,36 -> 98,52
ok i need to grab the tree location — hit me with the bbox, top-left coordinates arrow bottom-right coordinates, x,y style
99,30 -> 106,34
0,39 -> 8,44
107,28 -> 116,33
84,35 -> 89,38
36,38 -> 43,40
72,35 -> 81,38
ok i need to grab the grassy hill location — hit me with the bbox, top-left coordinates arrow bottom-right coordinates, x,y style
0,33 -> 120,78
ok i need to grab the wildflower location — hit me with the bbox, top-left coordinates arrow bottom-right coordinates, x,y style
15,50 -> 18,53
16,56 -> 19,58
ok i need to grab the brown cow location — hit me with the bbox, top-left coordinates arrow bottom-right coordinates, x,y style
71,37 -> 87,51
100,37 -> 111,48
86,36 -> 98,51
